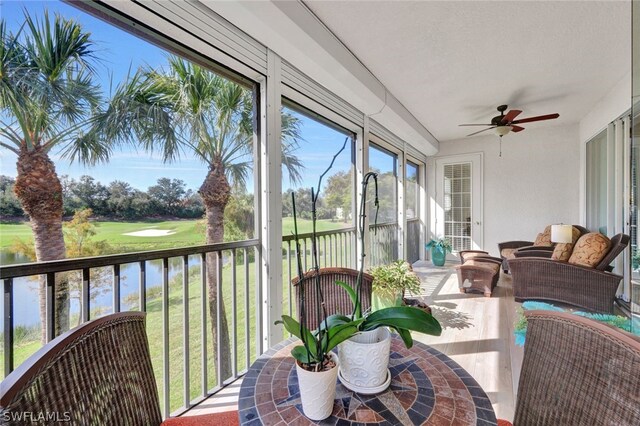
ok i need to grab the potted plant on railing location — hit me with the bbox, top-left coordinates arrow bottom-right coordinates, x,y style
369,260 -> 422,311
426,237 -> 452,266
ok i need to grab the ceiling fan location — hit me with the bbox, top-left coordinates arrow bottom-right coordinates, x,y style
459,105 -> 559,137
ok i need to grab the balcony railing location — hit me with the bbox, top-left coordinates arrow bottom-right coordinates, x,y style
370,222 -> 399,267
0,222 -> 416,417
0,240 -> 261,418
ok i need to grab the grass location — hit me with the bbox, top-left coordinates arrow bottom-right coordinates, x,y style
0,218 -> 351,250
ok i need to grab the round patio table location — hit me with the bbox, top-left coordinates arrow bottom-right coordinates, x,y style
238,335 -> 497,425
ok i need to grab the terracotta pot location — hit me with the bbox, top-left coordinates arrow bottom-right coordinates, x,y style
295,352 -> 339,421
338,328 -> 391,390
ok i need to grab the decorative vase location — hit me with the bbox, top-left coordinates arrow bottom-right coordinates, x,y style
338,328 -> 391,392
295,352 -> 339,421
430,246 -> 446,266
371,290 -> 402,311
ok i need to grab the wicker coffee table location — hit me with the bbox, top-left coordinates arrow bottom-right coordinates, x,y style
238,335 -> 497,425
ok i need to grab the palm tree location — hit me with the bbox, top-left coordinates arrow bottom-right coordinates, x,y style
0,12 -> 109,342
104,57 -> 304,382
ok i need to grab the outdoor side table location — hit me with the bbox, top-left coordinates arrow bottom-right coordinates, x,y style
238,335 -> 497,425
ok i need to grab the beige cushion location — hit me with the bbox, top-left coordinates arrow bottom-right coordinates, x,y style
568,233 -> 611,268
533,225 -> 553,247
461,252 -> 488,262
551,226 -> 582,262
465,259 -> 500,273
501,248 -> 518,259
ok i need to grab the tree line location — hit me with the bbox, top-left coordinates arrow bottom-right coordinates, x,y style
1,175 -> 204,219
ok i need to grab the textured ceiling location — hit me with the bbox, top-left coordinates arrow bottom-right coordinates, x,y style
304,0 -> 630,141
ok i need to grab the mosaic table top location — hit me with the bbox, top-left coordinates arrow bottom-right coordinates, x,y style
238,335 -> 497,426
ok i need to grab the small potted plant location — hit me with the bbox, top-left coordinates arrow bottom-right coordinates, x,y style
369,260 -> 422,311
426,237 -> 452,266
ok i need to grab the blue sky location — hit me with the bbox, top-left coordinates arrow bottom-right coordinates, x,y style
0,0 -> 358,194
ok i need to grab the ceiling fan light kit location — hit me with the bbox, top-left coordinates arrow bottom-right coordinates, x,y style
494,125 -> 513,137
459,104 -> 559,137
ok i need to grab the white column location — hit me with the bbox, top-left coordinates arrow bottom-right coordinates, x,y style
419,161 -> 428,260
359,117 -> 371,270
398,147 -> 406,261
260,49 -> 283,350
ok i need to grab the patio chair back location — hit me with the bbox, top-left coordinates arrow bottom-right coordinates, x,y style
0,312 -> 162,425
514,310 -> 640,426
292,267 -> 373,330
595,232 -> 630,271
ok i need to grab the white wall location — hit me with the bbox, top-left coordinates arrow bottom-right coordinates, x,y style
428,124 -> 580,257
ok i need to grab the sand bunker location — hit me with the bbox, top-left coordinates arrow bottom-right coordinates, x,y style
123,229 -> 176,237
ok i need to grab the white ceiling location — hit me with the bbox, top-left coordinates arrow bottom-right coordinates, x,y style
303,0 -> 630,141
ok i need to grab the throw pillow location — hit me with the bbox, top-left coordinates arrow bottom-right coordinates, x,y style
533,225 -> 552,246
568,233 -> 611,268
551,226 -> 582,262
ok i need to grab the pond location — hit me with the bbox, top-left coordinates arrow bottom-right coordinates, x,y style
0,250 -> 201,328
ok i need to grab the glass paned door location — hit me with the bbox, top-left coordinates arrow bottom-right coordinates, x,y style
443,163 -> 472,252
435,154 -> 483,254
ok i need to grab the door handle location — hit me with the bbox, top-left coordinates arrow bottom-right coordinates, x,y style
475,221 -> 481,225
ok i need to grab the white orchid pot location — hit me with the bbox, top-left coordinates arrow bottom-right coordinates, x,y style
295,352 -> 339,421
338,327 -> 391,389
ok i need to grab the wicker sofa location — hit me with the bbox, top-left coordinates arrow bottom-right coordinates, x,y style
508,233 -> 629,313
498,225 -> 589,272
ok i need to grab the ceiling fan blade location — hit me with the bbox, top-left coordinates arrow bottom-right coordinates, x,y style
459,124 -> 493,126
502,109 -> 522,124
466,126 -> 496,137
511,125 -> 525,133
511,113 -> 559,124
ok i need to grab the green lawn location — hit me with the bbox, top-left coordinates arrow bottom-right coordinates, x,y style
0,218 -> 351,250
281,216 -> 351,236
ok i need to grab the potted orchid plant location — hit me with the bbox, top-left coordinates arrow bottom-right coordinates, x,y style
276,141 -> 441,416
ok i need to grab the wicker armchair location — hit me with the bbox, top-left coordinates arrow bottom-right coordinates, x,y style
508,233 -> 629,313
0,312 -> 162,424
511,310 -> 640,425
292,267 -> 373,330
0,312 -> 238,425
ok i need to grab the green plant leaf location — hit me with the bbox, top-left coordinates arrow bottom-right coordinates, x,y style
325,319 -> 364,351
335,280 -> 358,306
361,306 -> 442,337
291,345 -> 314,364
317,314 -> 352,331
392,327 -> 414,348
276,315 -> 318,358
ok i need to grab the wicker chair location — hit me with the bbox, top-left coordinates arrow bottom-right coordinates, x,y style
0,312 -> 238,425
510,310 -> 640,426
292,267 -> 373,330
508,233 -> 629,313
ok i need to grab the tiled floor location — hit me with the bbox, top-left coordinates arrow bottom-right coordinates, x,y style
183,260 -> 522,422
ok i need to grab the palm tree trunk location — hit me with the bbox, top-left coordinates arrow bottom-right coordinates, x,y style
13,146 -> 69,343
200,159 -> 232,383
